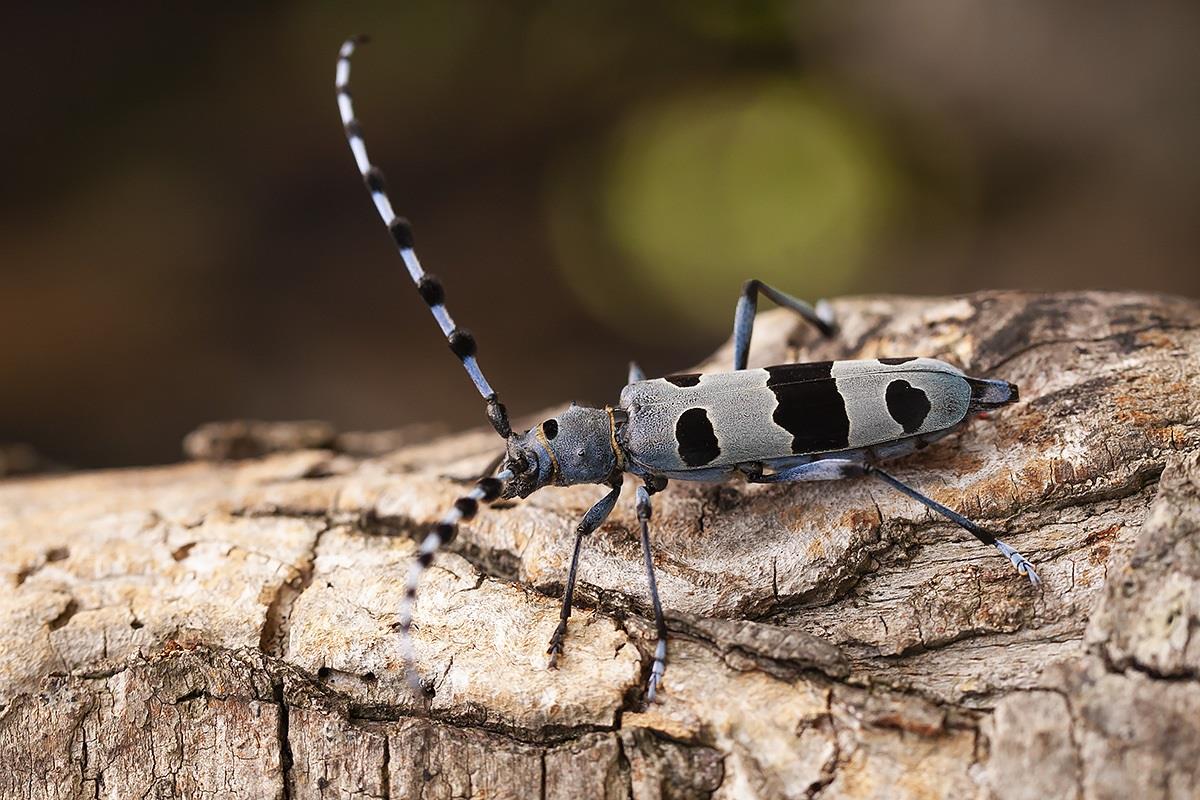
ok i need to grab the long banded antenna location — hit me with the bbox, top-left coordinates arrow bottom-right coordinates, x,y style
337,36 -> 512,438
394,469 -> 512,690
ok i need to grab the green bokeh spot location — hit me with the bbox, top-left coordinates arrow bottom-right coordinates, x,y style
603,82 -> 894,332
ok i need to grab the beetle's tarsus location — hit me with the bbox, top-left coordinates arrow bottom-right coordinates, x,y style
645,638 -> 667,703
996,539 -> 1041,586
546,623 -> 568,669
645,666 -> 664,704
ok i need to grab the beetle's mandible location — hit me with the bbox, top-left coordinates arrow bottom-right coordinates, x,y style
335,36 -> 1039,703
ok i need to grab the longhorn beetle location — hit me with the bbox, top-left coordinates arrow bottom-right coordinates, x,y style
335,36 -> 1039,702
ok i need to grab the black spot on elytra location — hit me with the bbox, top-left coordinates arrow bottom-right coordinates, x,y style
885,379 -> 931,433
879,356 -> 917,365
664,373 -> 701,387
765,364 -> 849,453
764,361 -> 835,382
541,419 -> 559,440
675,408 -> 720,467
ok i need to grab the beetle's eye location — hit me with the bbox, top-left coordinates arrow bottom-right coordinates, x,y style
541,419 -> 559,440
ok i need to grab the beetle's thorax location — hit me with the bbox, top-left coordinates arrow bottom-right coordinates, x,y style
502,404 -> 624,498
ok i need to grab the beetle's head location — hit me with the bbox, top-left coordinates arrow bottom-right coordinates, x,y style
500,404 -> 619,498
501,429 -> 554,499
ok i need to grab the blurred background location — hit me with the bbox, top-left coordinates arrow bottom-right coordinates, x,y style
2,2 -> 1198,469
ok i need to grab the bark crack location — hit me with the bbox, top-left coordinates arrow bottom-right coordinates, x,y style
979,322 -> 1200,374
275,679 -> 294,800
259,521 -> 333,658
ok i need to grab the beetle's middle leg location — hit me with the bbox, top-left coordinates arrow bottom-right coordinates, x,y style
747,459 -> 1040,585
635,482 -> 669,702
732,279 -> 837,370
547,477 -> 623,668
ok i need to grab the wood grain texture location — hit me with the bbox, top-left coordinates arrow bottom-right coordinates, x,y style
1,291 -> 1198,799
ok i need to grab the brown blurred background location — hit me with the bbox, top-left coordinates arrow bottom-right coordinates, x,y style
2,2 -> 1198,469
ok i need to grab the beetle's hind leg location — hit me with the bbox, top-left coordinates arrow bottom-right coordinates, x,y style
732,279 -> 836,371
746,459 -> 1040,585
867,466 -> 1041,585
547,478 -> 623,668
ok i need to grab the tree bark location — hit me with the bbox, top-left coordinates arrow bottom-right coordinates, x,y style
1,290 -> 1198,799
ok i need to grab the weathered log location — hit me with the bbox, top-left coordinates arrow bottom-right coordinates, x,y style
1,291 -> 1197,799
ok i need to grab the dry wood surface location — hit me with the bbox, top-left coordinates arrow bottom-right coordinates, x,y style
2,291 -> 1199,799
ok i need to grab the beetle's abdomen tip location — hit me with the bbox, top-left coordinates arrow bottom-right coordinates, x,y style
969,378 -> 1019,409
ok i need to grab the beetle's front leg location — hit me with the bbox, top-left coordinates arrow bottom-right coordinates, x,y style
547,478 -> 623,668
